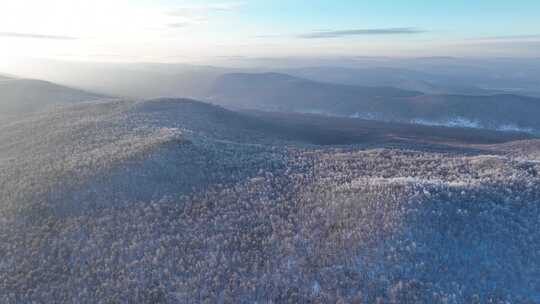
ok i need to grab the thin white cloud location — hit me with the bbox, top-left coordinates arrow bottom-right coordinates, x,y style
0,32 -> 77,40
468,34 -> 540,41
168,2 -> 244,17
297,28 -> 425,39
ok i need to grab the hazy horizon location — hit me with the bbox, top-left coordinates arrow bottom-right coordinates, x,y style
2,0 -> 540,65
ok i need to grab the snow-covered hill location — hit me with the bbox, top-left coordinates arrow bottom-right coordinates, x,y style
0,99 -> 287,218
1,98 -> 539,303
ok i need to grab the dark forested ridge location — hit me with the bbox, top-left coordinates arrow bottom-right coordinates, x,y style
208,72 -> 540,133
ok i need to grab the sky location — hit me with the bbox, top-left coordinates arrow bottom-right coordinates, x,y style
1,0 -> 540,63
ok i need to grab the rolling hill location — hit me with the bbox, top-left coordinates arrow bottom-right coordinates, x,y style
0,77 -> 106,116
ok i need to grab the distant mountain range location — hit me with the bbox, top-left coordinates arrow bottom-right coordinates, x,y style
281,66 -> 502,95
0,61 -> 230,99
4,58 -> 540,99
3,70 -> 540,134
207,72 -> 420,108
208,72 -> 540,133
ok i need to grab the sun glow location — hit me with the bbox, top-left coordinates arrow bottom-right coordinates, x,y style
0,0 -> 201,61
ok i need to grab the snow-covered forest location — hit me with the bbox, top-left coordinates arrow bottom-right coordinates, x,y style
1,98 -> 539,303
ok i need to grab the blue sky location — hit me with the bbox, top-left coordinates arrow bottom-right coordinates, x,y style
230,0 -> 538,36
150,0 -> 540,38
1,0 -> 539,62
